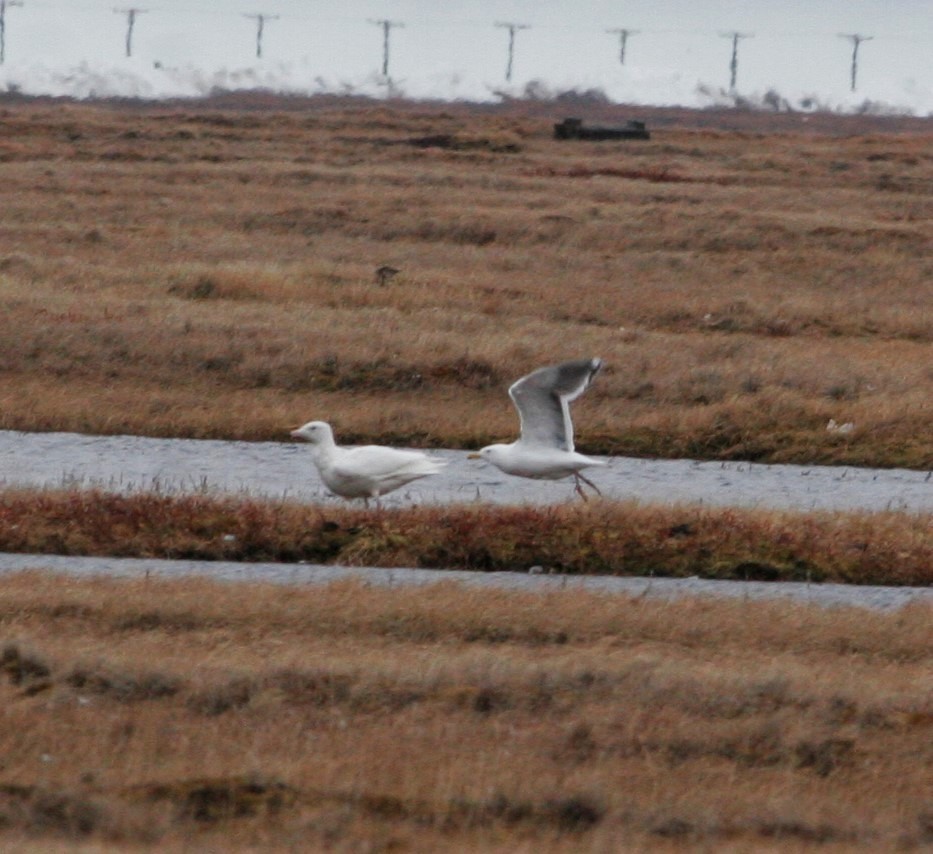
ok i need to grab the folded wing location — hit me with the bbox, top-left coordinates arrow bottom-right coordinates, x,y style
331,446 -> 445,491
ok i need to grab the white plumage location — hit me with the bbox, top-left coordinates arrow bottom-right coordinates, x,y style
290,420 -> 445,503
469,357 -> 605,497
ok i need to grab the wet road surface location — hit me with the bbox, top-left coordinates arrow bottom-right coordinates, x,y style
0,552 -> 929,611
2,429 -> 931,513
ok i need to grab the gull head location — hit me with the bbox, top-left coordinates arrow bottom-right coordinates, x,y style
468,444 -> 510,466
290,420 -> 334,445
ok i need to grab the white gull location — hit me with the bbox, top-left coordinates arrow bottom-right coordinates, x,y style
469,357 -> 605,498
290,420 -> 446,504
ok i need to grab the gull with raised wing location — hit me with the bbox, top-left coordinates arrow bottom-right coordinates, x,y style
290,420 -> 446,505
469,357 -> 605,498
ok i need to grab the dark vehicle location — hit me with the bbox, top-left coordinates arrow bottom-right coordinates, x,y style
554,117 -> 650,140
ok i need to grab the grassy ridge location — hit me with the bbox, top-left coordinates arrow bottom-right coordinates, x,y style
1,489 -> 929,586
0,99 -> 930,467
1,571 -> 930,851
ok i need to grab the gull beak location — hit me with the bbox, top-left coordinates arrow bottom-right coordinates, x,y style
467,453 -> 482,459
289,427 -> 303,439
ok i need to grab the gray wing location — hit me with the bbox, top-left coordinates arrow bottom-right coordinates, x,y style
508,358 -> 602,452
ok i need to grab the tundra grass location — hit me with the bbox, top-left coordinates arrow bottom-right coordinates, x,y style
0,571 -> 930,851
0,98 -> 930,467
1,488 -> 929,586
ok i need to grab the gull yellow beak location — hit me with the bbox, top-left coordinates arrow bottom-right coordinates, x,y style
467,453 -> 482,459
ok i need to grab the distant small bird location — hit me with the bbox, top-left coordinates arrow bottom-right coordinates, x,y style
375,265 -> 400,286
469,357 -> 605,499
290,420 -> 445,504
826,419 -> 855,435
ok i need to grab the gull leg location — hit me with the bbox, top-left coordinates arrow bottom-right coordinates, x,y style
578,472 -> 601,495
371,492 -> 386,522
573,475 -> 589,501
362,492 -> 384,511
575,472 -> 602,497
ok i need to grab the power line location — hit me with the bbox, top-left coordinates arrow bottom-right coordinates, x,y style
838,33 -> 873,92
606,27 -> 639,65
495,21 -> 529,83
719,30 -> 753,91
0,6 -> 927,93
368,18 -> 403,78
0,0 -> 23,65
114,7 -> 146,58
243,12 -> 279,59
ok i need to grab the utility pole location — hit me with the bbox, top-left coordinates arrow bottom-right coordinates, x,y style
606,27 -> 638,65
719,30 -> 753,91
244,13 -> 279,59
0,0 -> 23,65
838,33 -> 873,92
114,8 -> 147,58
495,21 -> 530,83
368,18 -> 403,77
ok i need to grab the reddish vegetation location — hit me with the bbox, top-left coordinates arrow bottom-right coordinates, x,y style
1,489 -> 929,586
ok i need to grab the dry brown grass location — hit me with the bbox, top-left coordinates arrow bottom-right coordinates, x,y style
1,488 -> 930,586
1,98 -> 929,852
0,97 -> 930,466
0,570 -> 930,851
